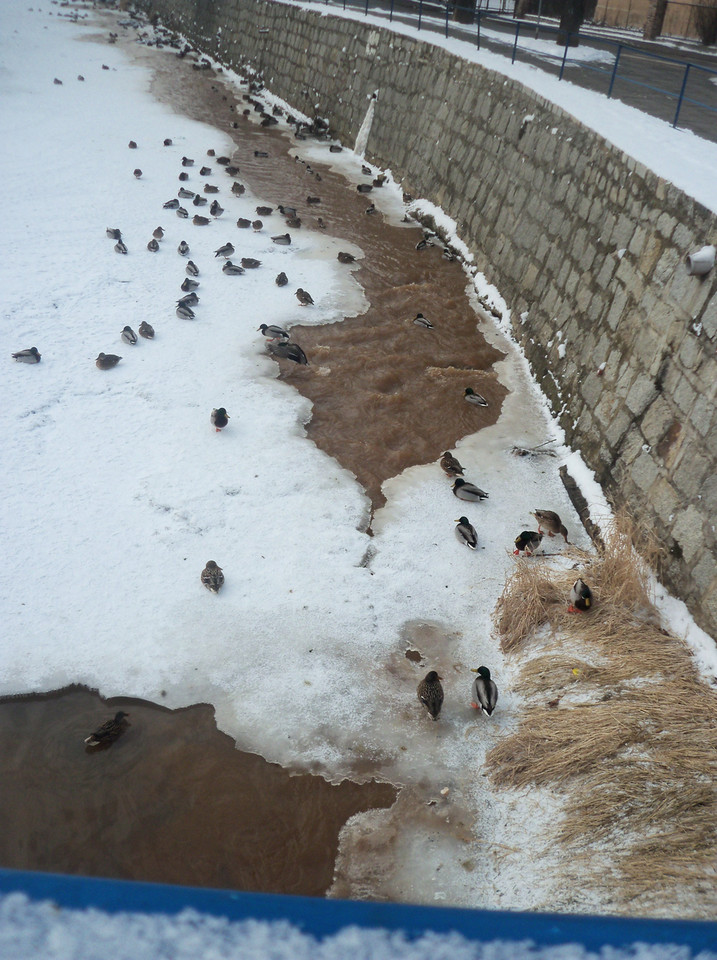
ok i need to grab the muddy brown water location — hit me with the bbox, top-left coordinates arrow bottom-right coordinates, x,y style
0,15 -> 509,895
0,686 -> 396,894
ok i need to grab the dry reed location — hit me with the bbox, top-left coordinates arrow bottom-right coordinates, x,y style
489,512 -> 717,915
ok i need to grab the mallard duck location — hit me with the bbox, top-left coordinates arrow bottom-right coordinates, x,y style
241,258 -> 261,269
199,165 -> 212,176
193,194 -> 208,206
232,181 -> 246,196
514,531 -> 543,556
440,451 -> 464,477
568,578 -> 593,613
106,227 -> 122,240
531,509 -> 569,543
210,200 -> 224,218
193,215 -> 210,226
455,516 -> 478,549
412,313 -> 434,329
295,288 -> 314,306
252,220 -> 263,231
185,261 -> 199,277
337,251 -> 355,264
417,670 -> 444,721
177,240 -> 190,256
177,292 -> 199,307
278,204 -> 296,218
357,183 -> 373,194
211,407 -> 229,431
201,560 -> 224,593
133,168 -> 142,179
178,187 -> 195,199
138,321 -> 154,339
176,304 -> 195,320
223,261 -> 245,275
96,353 -> 122,370
12,347 -> 41,363
121,326 -> 138,345
471,666 -> 498,715
453,478 -> 488,501
275,272 -> 288,287
204,184 -> 219,194
464,387 -> 488,407
268,340 -> 308,365
164,198 -> 180,209
256,205 -> 273,217
236,218 -> 252,229
181,156 -> 195,166
258,323 -> 289,341
152,227 -> 164,241
285,216 -> 302,229
147,238 -> 159,252
272,233 -> 291,245
84,710 -> 130,747
114,239 -> 128,254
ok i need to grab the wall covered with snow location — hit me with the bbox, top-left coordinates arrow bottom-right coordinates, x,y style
136,0 -> 717,640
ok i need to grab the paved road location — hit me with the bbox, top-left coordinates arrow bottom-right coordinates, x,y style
329,0 -> 717,142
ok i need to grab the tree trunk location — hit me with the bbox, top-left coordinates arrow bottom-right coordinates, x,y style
557,0 -> 585,45
453,0 -> 477,24
643,0 -> 668,39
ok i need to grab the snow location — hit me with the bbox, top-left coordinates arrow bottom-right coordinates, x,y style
1,892 -> 714,960
1,0 -> 717,943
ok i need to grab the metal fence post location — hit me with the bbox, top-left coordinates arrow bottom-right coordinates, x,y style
511,21 -> 520,63
607,43 -> 622,98
364,0 -> 368,14
476,8 -> 481,49
445,0 -> 450,37
673,63 -> 691,128
389,0 -> 394,20
418,0 -> 423,31
558,32 -> 570,80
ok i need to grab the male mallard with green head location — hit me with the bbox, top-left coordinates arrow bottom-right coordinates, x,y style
568,578 -> 593,613
471,666 -> 498,715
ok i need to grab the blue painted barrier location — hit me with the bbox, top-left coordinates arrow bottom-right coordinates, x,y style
1,867 -> 716,951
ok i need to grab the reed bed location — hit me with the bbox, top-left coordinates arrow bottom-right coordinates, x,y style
488,514 -> 717,916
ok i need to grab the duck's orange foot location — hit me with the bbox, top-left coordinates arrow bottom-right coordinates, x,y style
215,428 -> 221,432
548,531 -> 555,537
567,604 -> 581,613
513,549 -> 520,555
471,702 -> 480,710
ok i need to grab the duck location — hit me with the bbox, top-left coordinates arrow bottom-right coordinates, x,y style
513,531 -> 543,556
178,187 -> 195,198
455,516 -> 478,550
210,407 -> 230,432
236,218 -> 252,229
209,200 -> 224,217
440,451 -> 464,478
176,207 -> 189,219
412,313 -> 434,329
120,326 -> 138,345
133,168 -> 142,179
256,205 -> 273,217
214,243 -> 234,258
337,251 -> 355,264
185,261 -> 199,277
106,227 -> 122,240
204,184 -> 219,194
268,340 -> 309,365
356,183 -> 373,194
241,258 -> 261,269
568,578 -> 593,613
470,666 -> 498,715
138,321 -> 155,339
114,239 -> 128,254
147,238 -> 159,252
84,711 -> 130,747
12,347 -> 41,364
231,182 -> 246,196
271,233 -> 291,245
201,560 -> 224,593
275,271 -> 288,287
199,165 -> 212,176
278,204 -> 296,218
96,352 -> 122,370
296,287 -> 314,306
176,304 -> 196,320
453,478 -> 488,501
464,387 -> 488,407
531,509 -> 569,543
177,292 -> 199,307
258,323 -> 290,341
193,194 -> 208,206
285,216 -> 302,229
177,240 -> 190,256
417,670 -> 444,721
193,215 -> 210,226
181,156 -> 195,166
222,260 -> 245,275
164,198 -> 180,209
152,227 -> 164,240
252,220 -> 263,231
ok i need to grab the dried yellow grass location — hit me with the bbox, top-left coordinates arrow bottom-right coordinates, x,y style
489,512 -> 717,915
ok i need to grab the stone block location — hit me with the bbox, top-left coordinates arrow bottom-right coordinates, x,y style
626,373 -> 657,417
673,446 -> 710,500
690,551 -> 717,595
630,450 -> 659,491
700,291 -> 717,340
671,504 -> 705,566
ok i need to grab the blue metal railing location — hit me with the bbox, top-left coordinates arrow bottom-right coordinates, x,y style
318,0 -> 717,136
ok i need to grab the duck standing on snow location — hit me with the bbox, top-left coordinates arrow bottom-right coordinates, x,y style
417,670 -> 444,721
440,451 -> 464,478
464,387 -> 488,407
121,325 -> 138,345
471,666 -> 498,715
84,711 -> 130,747
455,516 -> 478,549
201,560 -> 224,593
258,323 -> 290,341
568,578 -> 593,613
139,321 -> 154,339
531,509 -> 569,543
96,353 -> 122,370
210,407 -> 230,432
12,347 -> 41,363
295,287 -> 314,306
453,478 -> 488,501
513,531 -> 543,556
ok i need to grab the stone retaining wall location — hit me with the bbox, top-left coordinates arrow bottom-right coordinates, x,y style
137,0 -> 717,640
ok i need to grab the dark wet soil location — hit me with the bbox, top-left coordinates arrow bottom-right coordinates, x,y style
0,687 -> 396,894
138,27 -> 507,513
